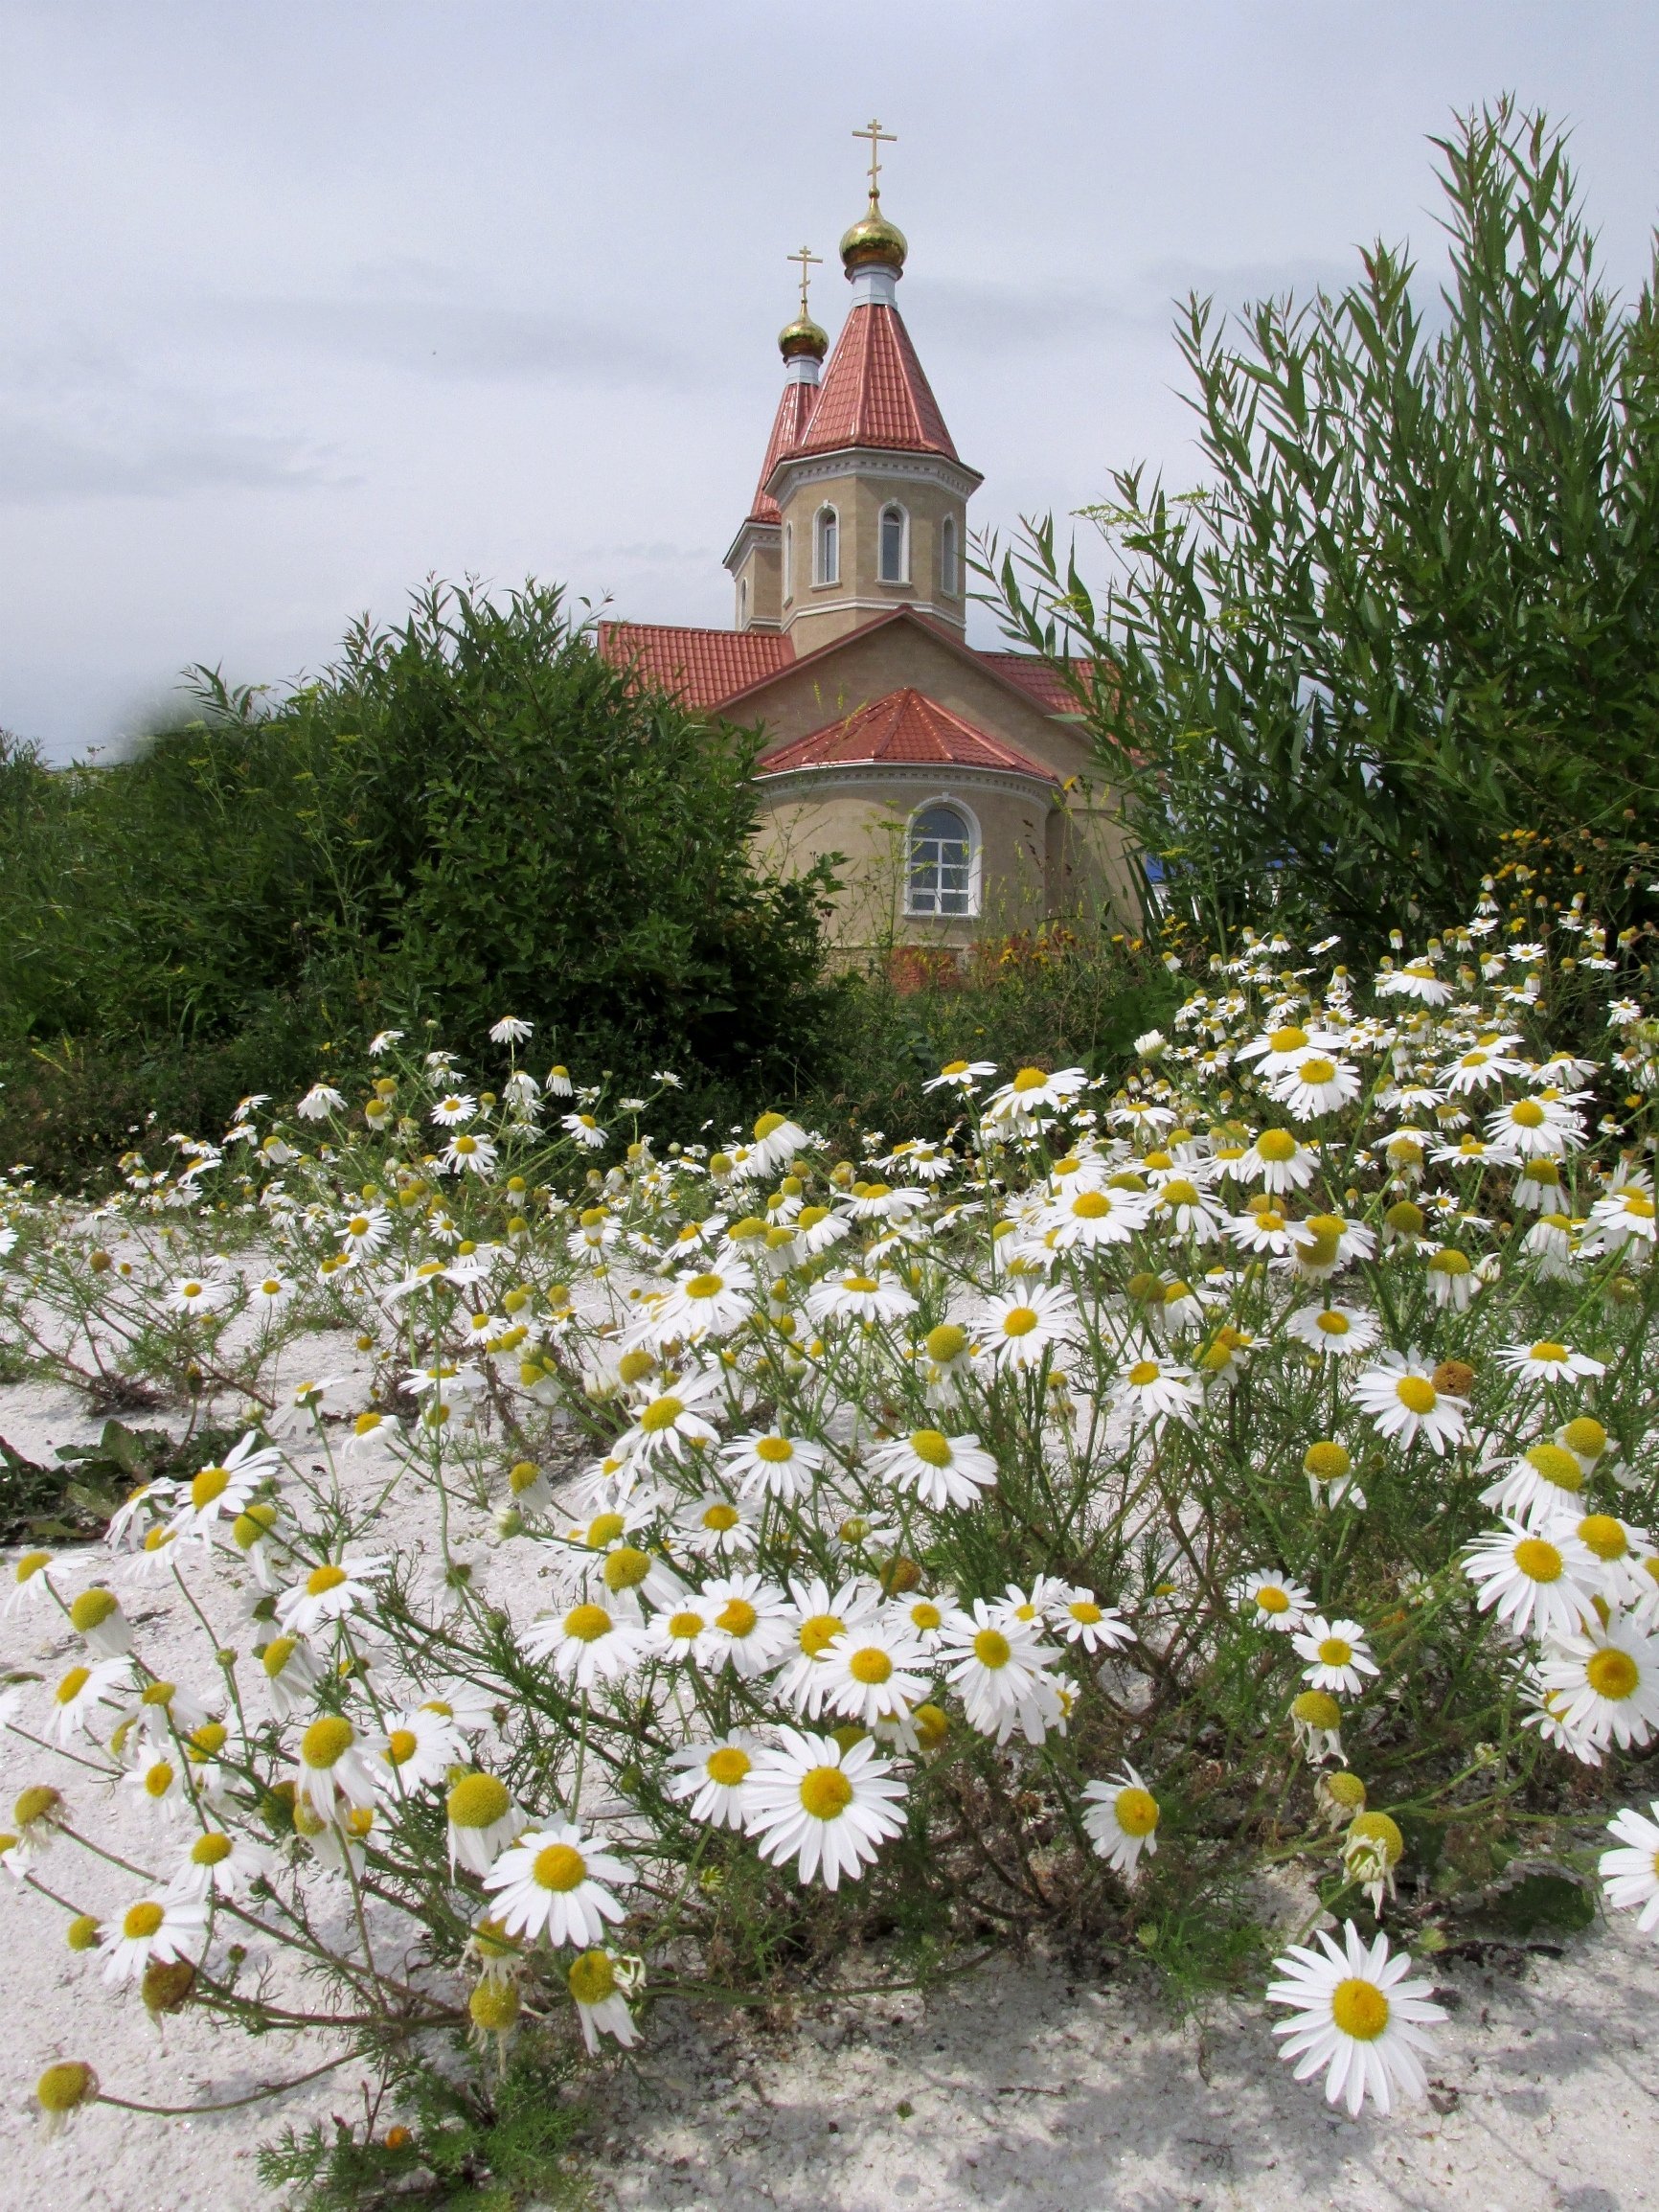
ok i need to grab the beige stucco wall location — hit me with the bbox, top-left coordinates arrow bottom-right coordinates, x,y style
777,467 -> 967,654
731,526 -> 783,632
753,766 -> 1136,959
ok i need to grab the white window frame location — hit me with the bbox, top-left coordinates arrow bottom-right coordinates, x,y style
878,501 -> 910,585
783,520 -> 793,604
814,504 -> 840,586
903,795 -> 981,919
941,513 -> 959,596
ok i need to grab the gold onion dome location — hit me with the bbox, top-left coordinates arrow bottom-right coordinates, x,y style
779,313 -> 829,360
840,194 -> 907,275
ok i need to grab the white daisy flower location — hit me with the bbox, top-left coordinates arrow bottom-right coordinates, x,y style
1479,1441 -> 1587,1519
746,1111 -> 809,1176
939,1601 -> 1062,1745
445,1771 -> 529,1876
922,1058 -> 997,1093
99,1892 -> 207,1985
381,1703 -> 467,1791
168,1431 -> 284,1539
1293,1616 -> 1380,1697
1599,1800 -> 1659,1937
166,1272 -> 231,1318
1375,960 -> 1453,1007
295,1714 -> 388,1826
1267,1053 -> 1362,1120
1494,1338 -> 1605,1386
697,1573 -> 793,1676
868,1427 -> 998,1512
816,1617 -> 932,1729
677,1494 -> 758,1562
1285,1302 -> 1380,1357
1462,1516 -> 1601,1639
1571,1512 -> 1657,1608
805,1268 -> 919,1327
443,1131 -> 499,1177
665,1734 -> 761,1830
1040,1185 -> 1151,1248
617,1372 -> 723,1465
983,1065 -> 1087,1124
168,1829 -> 275,1904
567,1948 -> 641,2054
1485,1094 -> 1582,1159
1115,1351 -> 1202,1426
489,1015 -> 534,1044
48,1657 -> 134,1745
721,1428 -> 826,1504
1352,1352 -> 1468,1455
520,1598 -> 648,1689
979,1283 -> 1077,1372
654,1261 -> 757,1344
1267,1921 -> 1445,2115
561,1111 -> 608,1150
775,1578 -> 882,1719
1047,1586 -> 1133,1653
295,1083 -> 347,1120
1081,1765 -> 1161,1880
645,1595 -> 718,1667
1239,1129 -> 1318,1195
259,1634 -> 324,1722
483,1821 -> 631,1946
1536,1621 -> 1659,1754
1237,1022 -> 1345,1075
1234,1569 -> 1313,1631
1147,1174 -> 1227,1241
742,1728 -> 907,1891
274,1553 -> 389,1637
789,1203 -> 850,1257
430,1092 -> 477,1127
1586,1183 -> 1656,1248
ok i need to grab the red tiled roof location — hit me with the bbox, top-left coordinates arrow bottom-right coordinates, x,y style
792,304 -> 958,462
597,622 -> 794,710
975,651 -> 1088,714
748,378 -> 819,524
757,688 -> 1055,780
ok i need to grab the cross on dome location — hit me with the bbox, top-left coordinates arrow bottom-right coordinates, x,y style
853,118 -> 897,202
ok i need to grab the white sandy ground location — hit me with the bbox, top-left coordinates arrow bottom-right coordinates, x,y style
0,1372 -> 1655,2212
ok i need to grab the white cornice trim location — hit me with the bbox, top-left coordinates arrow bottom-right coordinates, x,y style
755,761 -> 1057,805
784,593 -> 966,631
722,517 -> 782,574
767,445 -> 983,505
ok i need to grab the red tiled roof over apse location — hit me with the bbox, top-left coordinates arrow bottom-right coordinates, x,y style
758,688 -> 1056,779
597,622 -> 795,710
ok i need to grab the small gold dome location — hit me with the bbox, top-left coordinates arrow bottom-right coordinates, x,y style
840,197 -> 907,275
779,314 -> 829,360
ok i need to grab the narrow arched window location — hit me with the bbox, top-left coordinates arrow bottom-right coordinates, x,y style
879,503 -> 907,583
906,803 -> 974,918
739,575 -> 748,624
783,520 -> 793,603
815,506 -> 839,585
941,513 -> 958,596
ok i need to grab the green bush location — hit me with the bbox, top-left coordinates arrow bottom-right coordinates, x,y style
989,99 -> 1659,954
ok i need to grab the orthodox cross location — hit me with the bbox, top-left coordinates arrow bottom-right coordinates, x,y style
853,117 -> 897,200
787,244 -> 822,318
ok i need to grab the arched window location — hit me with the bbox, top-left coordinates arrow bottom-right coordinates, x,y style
739,575 -> 748,625
783,520 -> 793,604
879,503 -> 908,584
815,505 -> 839,585
941,513 -> 958,596
906,802 -> 975,918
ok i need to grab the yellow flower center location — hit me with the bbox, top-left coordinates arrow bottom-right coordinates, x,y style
1511,1538 -> 1563,1585
1579,1515 -> 1627,1562
973,1628 -> 1012,1670
306,1563 -> 349,1596
685,1272 -> 724,1300
1257,1129 -> 1298,1162
1115,1786 -> 1159,1837
143,1762 -> 174,1798
1299,1057 -> 1337,1085
849,1646 -> 894,1685
640,1396 -> 684,1433
1530,1341 -> 1569,1362
842,1275 -> 878,1294
1314,1311 -> 1351,1336
447,1772 -> 511,1828
909,1429 -> 955,1469
388,1729 -> 419,1765
1011,1067 -> 1048,1093
1269,1026 -> 1308,1053
1430,1249 -> 1470,1276
1395,1376 -> 1439,1415
910,1601 -> 943,1631
1562,1418 -> 1607,1459
1126,1359 -> 1162,1388
191,1833 -> 234,1866
1257,1585 -> 1290,1614
191,1466 -> 232,1508
1293,1690 -> 1342,1730
716,1599 -> 759,1638
667,1610 -> 705,1642
1587,1649 -> 1640,1700
706,1746 -> 751,1787
563,1604 -> 613,1643
603,1546 -> 651,1592
302,1716 -> 354,1768
1525,1444 -> 1583,1494
1001,1307 -> 1039,1337
1317,1637 -> 1353,1668
1072,1191 -> 1111,1219
799,1767 -> 854,1820
533,1843 -> 587,1892
1069,1601 -> 1103,1625
568,1949 -> 618,2006
1330,1978 -> 1390,2041
123,1902 -> 166,1941
800,1612 -> 845,1658
755,1435 -> 795,1463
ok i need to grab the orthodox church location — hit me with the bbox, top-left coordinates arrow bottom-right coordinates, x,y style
599,127 -> 1129,963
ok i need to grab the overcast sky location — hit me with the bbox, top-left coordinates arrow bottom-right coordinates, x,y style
5,2 -> 1658,761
